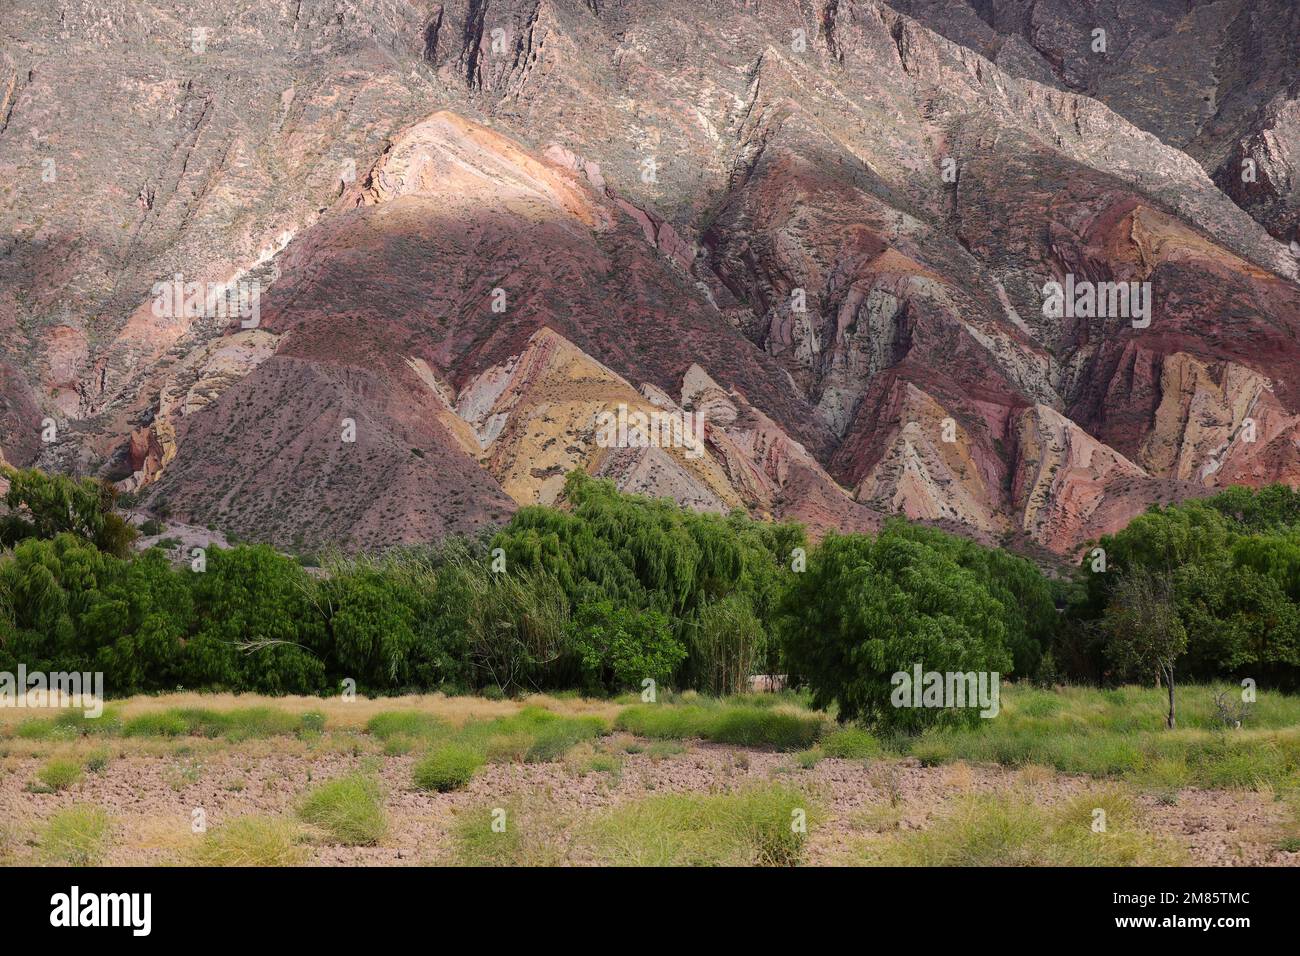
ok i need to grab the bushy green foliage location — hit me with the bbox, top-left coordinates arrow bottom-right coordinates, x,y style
7,466 -> 1300,705
689,594 -> 766,696
1073,485 -> 1300,689
297,774 -> 387,845
614,701 -> 825,751
821,726 -> 881,759
412,744 -> 484,792
37,758 -> 83,791
494,472 -> 802,686
0,466 -> 137,557
365,711 -> 450,741
570,601 -> 684,693
779,525 -> 1014,730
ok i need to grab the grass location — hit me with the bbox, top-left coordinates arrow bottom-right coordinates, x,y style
298,773 -> 388,845
449,785 -> 818,866
372,706 -> 608,789
11,709 -> 122,740
896,685 -> 1300,791
366,712 -> 449,741
192,816 -> 308,866
413,744 -> 484,792
793,749 -> 823,769
36,758 -> 83,792
447,802 -> 568,867
123,711 -> 189,737
822,726 -> 882,759
38,805 -> 112,866
121,707 -> 314,740
614,701 -> 824,751
857,788 -> 1183,866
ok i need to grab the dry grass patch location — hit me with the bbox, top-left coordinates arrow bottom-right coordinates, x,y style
857,787 -> 1184,866
37,805 -> 113,866
193,816 -> 308,866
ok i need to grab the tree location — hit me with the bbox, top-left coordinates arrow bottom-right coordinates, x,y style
185,546 -> 327,694
570,601 -> 685,694
82,549 -> 192,693
0,533 -> 122,673
314,566 -> 420,689
0,466 -> 138,557
780,529 -> 1012,731
1102,569 -> 1187,728
689,594 -> 764,696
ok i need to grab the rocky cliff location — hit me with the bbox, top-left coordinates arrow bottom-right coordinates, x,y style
2,0 -> 1298,560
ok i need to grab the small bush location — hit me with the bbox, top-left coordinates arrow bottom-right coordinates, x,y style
84,748 -> 110,773
299,711 -> 327,735
38,806 -> 112,866
413,744 -> 484,792
910,737 -> 957,767
523,717 -> 605,763
383,735 -> 417,756
37,759 -> 83,792
192,816 -> 307,866
822,726 -> 881,760
298,774 -> 388,845
794,749 -> 822,769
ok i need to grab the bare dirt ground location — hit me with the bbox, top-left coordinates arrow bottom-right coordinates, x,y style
2,734 -> 1295,866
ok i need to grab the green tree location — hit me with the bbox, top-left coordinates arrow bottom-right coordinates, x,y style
1,467 -> 138,557
570,600 -> 685,694
82,549 -> 193,693
1102,570 -> 1188,728
780,528 -> 1012,730
0,533 -> 121,673
185,546 -> 326,694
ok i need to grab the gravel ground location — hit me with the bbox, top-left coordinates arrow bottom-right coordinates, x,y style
2,736 -> 1296,867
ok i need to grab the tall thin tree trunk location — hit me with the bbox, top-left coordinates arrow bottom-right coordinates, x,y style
1164,664 -> 1176,729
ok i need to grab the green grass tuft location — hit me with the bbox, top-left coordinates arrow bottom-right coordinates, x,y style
298,774 -> 388,846
37,758 -> 83,792
413,744 -> 484,792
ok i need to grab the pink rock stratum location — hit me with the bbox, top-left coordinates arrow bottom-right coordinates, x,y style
2,0 -> 1299,559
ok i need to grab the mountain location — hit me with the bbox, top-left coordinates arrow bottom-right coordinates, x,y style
2,0 -> 1298,558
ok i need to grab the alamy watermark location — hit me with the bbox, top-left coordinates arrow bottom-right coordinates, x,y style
890,665 -> 1000,718
594,403 -> 706,460
0,666 -> 104,717
151,273 -> 261,328
1042,274 -> 1151,328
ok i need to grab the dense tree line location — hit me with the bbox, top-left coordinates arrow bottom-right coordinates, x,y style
1066,485 -> 1300,693
3,465 -> 1300,723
